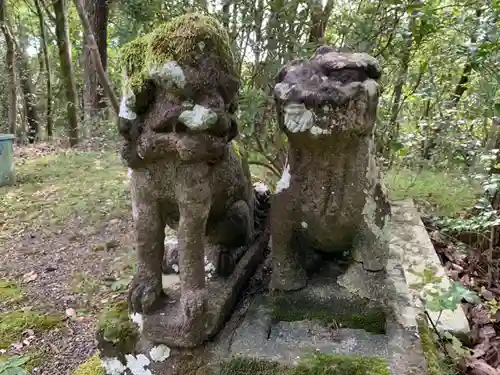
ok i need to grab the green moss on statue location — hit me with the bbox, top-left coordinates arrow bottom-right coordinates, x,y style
119,12 -> 236,96
96,300 -> 138,355
218,354 -> 390,375
120,35 -> 151,95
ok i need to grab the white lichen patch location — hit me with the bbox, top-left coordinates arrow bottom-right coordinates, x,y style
363,79 -> 379,97
119,96 -> 137,120
101,357 -> 126,375
131,199 -> 139,221
301,221 -> 308,229
130,312 -> 144,332
178,104 -> 218,131
125,354 -> 152,375
276,164 -> 291,193
148,60 -> 186,89
283,103 -> 314,133
149,344 -> 171,362
274,82 -> 293,100
165,237 -> 178,250
205,262 -> 215,274
309,125 -> 332,136
253,181 -> 270,194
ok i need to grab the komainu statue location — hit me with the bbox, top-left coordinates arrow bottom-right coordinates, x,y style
117,13 -> 270,348
270,46 -> 391,292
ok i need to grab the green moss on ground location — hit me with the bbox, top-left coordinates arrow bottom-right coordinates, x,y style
119,12 -> 236,95
417,316 -> 457,375
0,280 -> 24,304
0,150 -> 129,237
385,168 -> 478,217
272,294 -> 386,334
97,300 -> 138,354
72,353 -> 105,375
218,354 -> 390,375
0,310 -> 62,349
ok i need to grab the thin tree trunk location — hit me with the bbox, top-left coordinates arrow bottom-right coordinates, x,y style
73,0 -> 119,115
18,49 -> 41,143
34,0 -> 53,138
82,0 -> 109,121
53,0 -> 79,146
308,0 -> 334,44
0,2 -> 17,135
386,14 -> 417,159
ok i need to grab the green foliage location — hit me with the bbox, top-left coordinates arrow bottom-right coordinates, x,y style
409,266 -> 480,313
385,168 -> 478,217
0,356 -> 28,375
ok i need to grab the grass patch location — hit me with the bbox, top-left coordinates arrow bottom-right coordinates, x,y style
0,151 -> 130,238
0,280 -> 24,305
0,310 -> 62,349
72,353 -> 105,375
385,167 -> 478,217
218,354 -> 390,375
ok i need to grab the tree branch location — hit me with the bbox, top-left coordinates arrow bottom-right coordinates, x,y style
72,0 -> 119,115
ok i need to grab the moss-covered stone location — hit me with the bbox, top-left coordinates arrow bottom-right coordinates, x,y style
417,316 -> 457,375
119,13 -> 236,96
217,354 -> 390,375
72,353 -> 105,375
96,300 -> 138,355
272,293 -> 386,334
0,310 -> 62,349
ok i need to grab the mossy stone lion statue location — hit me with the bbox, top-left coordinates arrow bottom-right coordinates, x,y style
270,46 -> 391,292
117,13 -> 268,347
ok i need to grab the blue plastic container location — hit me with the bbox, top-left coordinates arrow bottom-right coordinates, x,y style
0,134 -> 15,186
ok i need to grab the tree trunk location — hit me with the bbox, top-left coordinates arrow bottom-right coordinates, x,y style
53,0 -> 79,146
308,0 -> 334,44
385,14 -> 417,159
18,49 -> 41,143
82,0 -> 109,121
73,0 -> 119,116
34,0 -> 53,138
0,2 -> 17,136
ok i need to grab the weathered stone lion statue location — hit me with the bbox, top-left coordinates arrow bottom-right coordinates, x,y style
270,46 -> 391,292
116,13 -> 269,348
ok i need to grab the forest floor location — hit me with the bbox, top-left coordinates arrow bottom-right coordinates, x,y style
0,141 -> 487,375
0,142 -> 135,374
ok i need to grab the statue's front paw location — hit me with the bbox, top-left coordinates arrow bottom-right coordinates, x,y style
271,263 -> 307,292
180,289 -> 207,325
128,275 -> 163,314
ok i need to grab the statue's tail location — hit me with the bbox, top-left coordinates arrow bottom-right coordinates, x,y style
253,182 -> 271,232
